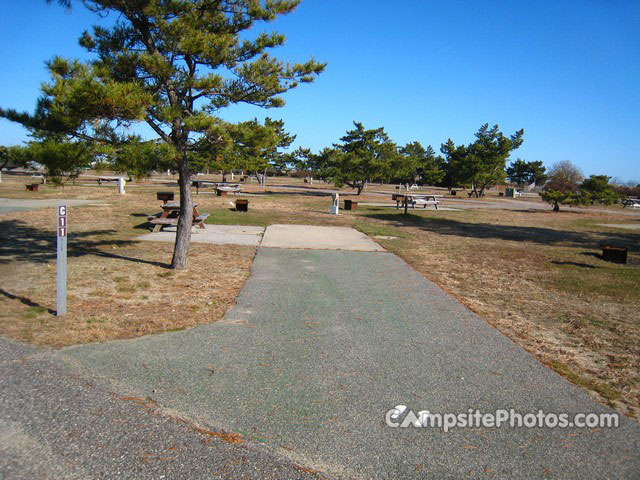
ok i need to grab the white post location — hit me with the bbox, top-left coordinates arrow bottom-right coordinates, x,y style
57,205 -> 67,316
330,193 -> 340,215
118,177 -> 126,194
0,170 -> 2,183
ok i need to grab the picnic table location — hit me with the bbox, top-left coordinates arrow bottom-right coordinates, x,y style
191,180 -> 241,195
147,201 -> 209,232
215,184 -> 241,196
393,193 -> 441,213
192,180 -> 216,194
96,176 -> 131,185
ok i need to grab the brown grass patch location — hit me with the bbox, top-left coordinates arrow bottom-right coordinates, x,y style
0,183 -> 255,347
2,174 -> 639,420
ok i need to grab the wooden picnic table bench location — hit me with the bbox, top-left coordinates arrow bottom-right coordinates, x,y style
192,180 -> 217,194
147,201 -> 208,232
97,176 -> 131,185
215,184 -> 241,196
622,197 -> 640,208
393,193 -> 441,210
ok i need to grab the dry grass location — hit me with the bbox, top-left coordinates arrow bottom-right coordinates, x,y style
1,173 -> 639,420
0,179 -> 255,348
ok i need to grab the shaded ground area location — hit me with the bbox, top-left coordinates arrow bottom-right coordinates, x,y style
0,338 -> 323,479
63,248 -> 640,479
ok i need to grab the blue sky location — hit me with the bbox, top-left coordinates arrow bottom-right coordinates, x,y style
1,1 -> 639,181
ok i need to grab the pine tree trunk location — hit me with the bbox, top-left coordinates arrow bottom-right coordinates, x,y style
171,153 -> 193,270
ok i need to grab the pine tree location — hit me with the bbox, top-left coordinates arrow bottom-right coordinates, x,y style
400,142 -> 444,186
1,0 -> 325,269
506,159 -> 547,188
466,124 -> 524,197
328,122 -> 399,195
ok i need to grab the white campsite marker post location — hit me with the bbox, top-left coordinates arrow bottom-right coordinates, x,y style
57,204 -> 67,316
329,193 -> 339,215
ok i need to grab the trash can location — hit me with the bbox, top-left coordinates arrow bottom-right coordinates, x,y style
235,199 -> 249,212
602,245 -> 627,264
344,199 -> 358,211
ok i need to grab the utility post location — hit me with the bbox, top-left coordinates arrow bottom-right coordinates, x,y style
57,204 -> 67,316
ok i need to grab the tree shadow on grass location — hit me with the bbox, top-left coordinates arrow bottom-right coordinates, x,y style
363,213 -> 640,253
550,261 -> 599,269
0,219 -> 170,268
0,288 -> 56,314
133,219 -> 154,231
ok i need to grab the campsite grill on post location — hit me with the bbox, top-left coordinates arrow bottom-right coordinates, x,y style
156,191 -> 175,204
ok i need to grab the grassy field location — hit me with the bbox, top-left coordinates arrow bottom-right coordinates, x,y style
1,173 -> 638,419
0,179 -> 256,347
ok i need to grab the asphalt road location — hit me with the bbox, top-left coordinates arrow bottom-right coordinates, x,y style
0,338 -> 323,479
60,248 -> 640,479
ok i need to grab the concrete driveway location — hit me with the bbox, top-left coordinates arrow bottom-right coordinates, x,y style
61,248 -> 640,479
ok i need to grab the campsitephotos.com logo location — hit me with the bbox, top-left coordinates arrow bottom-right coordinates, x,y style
385,405 -> 619,432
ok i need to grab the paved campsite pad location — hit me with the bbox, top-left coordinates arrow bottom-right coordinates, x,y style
0,198 -> 93,214
137,224 -> 265,246
597,223 -> 640,230
261,224 -> 385,251
62,248 -> 640,479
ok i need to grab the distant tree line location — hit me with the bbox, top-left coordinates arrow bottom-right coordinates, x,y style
1,119 -> 631,212
288,122 -> 525,197
0,116 -> 296,186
